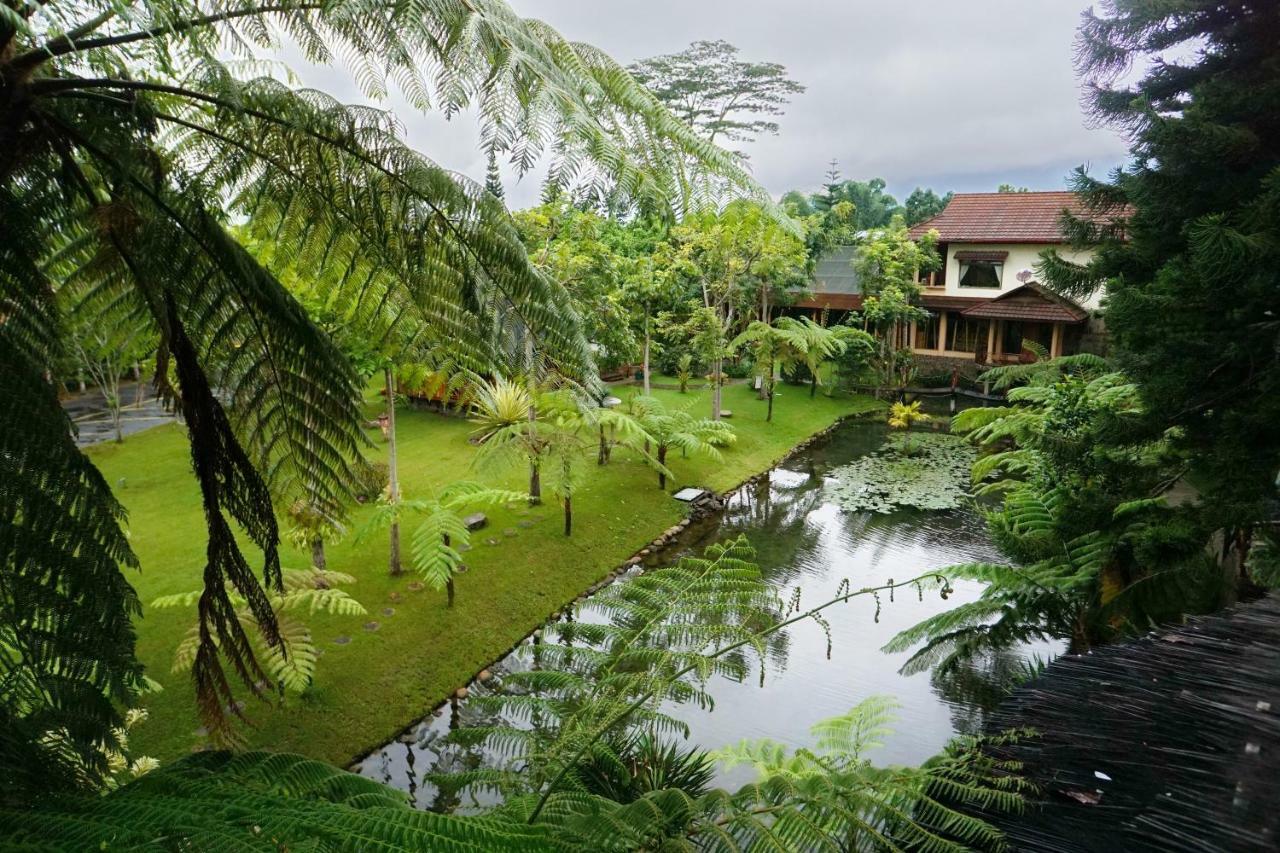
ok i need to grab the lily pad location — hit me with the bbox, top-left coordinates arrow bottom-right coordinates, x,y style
826,432 -> 974,513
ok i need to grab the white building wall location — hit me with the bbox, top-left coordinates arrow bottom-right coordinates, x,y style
939,242 -> 1103,309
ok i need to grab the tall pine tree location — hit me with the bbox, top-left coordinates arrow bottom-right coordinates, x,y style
1041,0 -> 1280,571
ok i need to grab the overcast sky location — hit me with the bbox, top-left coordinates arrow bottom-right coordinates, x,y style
293,0 -> 1132,208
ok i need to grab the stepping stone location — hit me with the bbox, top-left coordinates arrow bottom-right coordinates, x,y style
463,512 -> 488,531
333,635 -> 352,645
503,527 -> 518,537
382,607 -> 395,616
193,727 -> 209,738
457,543 -> 472,552
485,537 -> 500,546
407,581 -> 424,592
363,621 -> 380,632
456,563 -> 469,574
388,592 -> 402,602
517,520 -> 534,528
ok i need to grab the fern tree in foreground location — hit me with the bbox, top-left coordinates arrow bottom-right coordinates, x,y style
886,365 -> 1222,677
153,567 -> 366,700
1,0 -> 769,791
426,538 -> 1021,850
630,395 -> 736,490
0,539 -> 1023,850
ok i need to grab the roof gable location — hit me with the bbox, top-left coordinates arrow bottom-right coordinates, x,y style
959,282 -> 1088,323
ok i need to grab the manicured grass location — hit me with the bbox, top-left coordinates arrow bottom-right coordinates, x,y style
88,383 -> 884,766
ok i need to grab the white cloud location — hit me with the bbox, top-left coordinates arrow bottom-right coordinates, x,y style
287,0 -> 1132,208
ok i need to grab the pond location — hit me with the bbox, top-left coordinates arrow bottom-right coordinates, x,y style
356,412 -> 1029,807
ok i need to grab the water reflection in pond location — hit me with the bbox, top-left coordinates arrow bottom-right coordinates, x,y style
358,416 -> 1029,807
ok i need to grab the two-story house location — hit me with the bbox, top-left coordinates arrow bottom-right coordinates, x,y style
792,191 -> 1110,370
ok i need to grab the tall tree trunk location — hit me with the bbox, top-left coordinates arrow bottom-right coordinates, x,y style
310,535 -> 326,570
711,356 -> 722,421
657,445 -> 667,489
385,367 -> 402,576
563,494 -> 572,536
760,284 -> 769,323
442,532 -> 456,607
525,333 -> 541,504
766,378 -> 775,422
598,424 -> 608,465
810,374 -> 818,398
642,309 -> 651,396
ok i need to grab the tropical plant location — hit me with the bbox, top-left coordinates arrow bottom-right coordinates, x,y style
714,695 -> 1030,850
4,540 -> 1025,850
1036,0 -> 1280,586
425,537 -> 1019,850
776,315 -> 870,399
284,499 -> 345,571
470,376 -> 550,504
629,395 -> 735,490
730,318 -> 801,421
360,483 -> 527,607
675,353 -> 696,393
887,400 -> 930,453
2,0 -> 768,787
886,370 -> 1222,675
152,568 -> 365,700
537,389 -> 656,535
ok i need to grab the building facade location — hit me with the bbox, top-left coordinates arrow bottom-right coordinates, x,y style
792,191 -> 1112,371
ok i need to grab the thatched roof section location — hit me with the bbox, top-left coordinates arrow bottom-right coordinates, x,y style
983,594 -> 1280,852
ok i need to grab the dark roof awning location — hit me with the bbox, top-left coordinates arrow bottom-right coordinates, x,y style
954,250 -> 1009,262
959,282 -> 1088,323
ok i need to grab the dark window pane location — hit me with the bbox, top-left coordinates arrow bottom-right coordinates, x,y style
946,312 -> 988,353
959,261 -> 1002,288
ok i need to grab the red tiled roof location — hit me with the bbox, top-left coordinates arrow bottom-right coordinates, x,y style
960,283 -> 1088,323
908,191 -> 1125,244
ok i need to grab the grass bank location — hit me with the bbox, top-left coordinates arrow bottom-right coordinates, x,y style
89,382 -> 884,765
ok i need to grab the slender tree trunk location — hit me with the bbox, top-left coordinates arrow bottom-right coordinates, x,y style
563,494 -> 572,536
385,367 -> 402,576
766,378 -> 775,422
598,424 -> 608,465
443,532 -> 456,607
529,460 -> 541,504
525,334 -> 541,504
810,374 -> 818,398
642,309 -> 651,396
657,445 -> 667,489
711,356 -> 722,421
310,535 -> 326,570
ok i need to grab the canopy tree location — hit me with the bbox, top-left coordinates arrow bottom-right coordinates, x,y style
628,39 -> 805,153
0,0 -> 768,792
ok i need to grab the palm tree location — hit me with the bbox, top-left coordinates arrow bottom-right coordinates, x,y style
631,397 -> 735,490
2,0 -> 767,781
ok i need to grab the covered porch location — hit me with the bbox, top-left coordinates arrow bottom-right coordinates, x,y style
910,283 -> 1089,364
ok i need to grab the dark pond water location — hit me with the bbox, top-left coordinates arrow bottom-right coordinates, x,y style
356,413 -> 1036,806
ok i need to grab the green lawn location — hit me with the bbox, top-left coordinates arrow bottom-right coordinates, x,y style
88,383 -> 884,766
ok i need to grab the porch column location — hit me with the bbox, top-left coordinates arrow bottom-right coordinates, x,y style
986,319 -> 997,361
993,320 -> 1004,359
909,320 -> 918,350
936,311 -> 948,354
1050,323 -> 1063,359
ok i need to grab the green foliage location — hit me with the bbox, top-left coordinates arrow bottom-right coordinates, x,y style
628,395 -> 735,488
3,0 -> 771,782
827,433 -> 975,514
904,187 -> 954,225
628,40 -> 806,151
890,366 -> 1224,675
1041,0 -> 1280,551
153,568 -> 366,701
